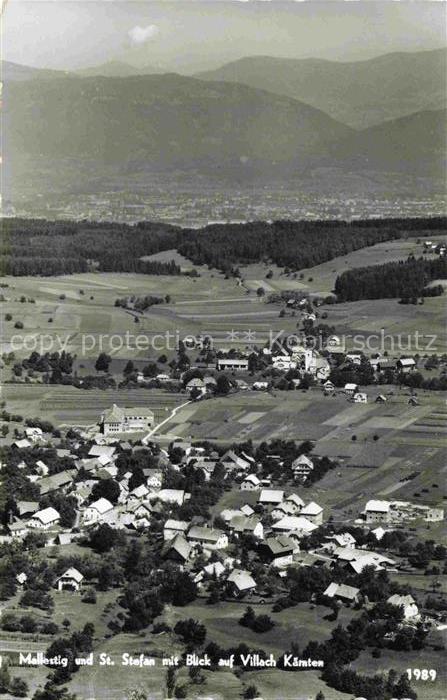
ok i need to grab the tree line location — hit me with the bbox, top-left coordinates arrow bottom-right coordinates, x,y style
334,256 -> 447,301
2,216 -> 445,277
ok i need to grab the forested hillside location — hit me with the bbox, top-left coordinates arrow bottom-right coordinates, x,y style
1,217 -> 445,277
0,219 -> 180,276
177,219 -> 445,273
334,257 -> 447,301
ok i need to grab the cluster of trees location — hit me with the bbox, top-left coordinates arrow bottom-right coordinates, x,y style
1,612 -> 59,635
13,351 -> 74,382
0,662 -> 29,697
239,606 -> 275,633
45,623 -> 95,684
334,256 -> 447,301
115,294 -> 167,311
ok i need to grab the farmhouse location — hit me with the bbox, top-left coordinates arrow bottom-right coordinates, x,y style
272,515 -> 318,538
258,489 -> 284,506
83,498 -> 114,525
263,536 -> 297,568
301,502 -> 323,525
29,507 -> 60,530
100,404 -> 155,435
56,568 -> 84,592
364,500 -> 391,523
344,383 -> 358,396
397,358 -> 416,373
229,515 -> 264,539
9,518 -> 29,538
227,569 -> 256,597
221,450 -> 251,473
187,526 -> 228,550
163,519 -> 189,541
158,489 -> 187,506
291,455 -> 314,478
162,535 -> 192,564
240,474 -> 261,491
324,582 -> 360,605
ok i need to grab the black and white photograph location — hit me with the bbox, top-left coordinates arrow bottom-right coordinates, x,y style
0,1 -> 446,699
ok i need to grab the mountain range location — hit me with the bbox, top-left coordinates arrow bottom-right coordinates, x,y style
1,49 -> 446,191
197,48 -> 447,129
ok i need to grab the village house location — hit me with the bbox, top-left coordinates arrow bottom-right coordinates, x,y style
353,392 -> 368,404
221,450 -> 252,474
397,358 -> 416,373
162,535 -> 192,565
272,502 -> 298,520
240,474 -> 261,491
163,519 -> 190,541
16,501 -> 39,518
324,582 -> 360,605
29,507 -> 61,530
186,377 -> 207,397
56,568 -> 84,592
252,381 -> 269,391
158,489 -> 187,506
291,455 -> 314,479
364,499 -> 391,523
25,427 -> 44,442
344,383 -> 359,396
227,569 -> 256,598
229,515 -> 264,540
301,501 -> 324,525
9,518 -> 29,538
387,594 -> 419,621
272,356 -> 297,371
258,489 -> 284,508
272,515 -> 318,538
145,469 -> 163,490
88,445 -> 116,460
100,404 -> 155,435
83,497 -> 114,525
187,526 -> 228,550
325,532 -> 356,551
263,536 -> 297,568
38,470 -> 75,497
128,484 -> 149,501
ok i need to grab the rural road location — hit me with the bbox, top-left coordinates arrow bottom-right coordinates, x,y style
143,400 -> 192,442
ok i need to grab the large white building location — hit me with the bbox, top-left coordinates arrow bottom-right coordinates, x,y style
101,404 -> 155,435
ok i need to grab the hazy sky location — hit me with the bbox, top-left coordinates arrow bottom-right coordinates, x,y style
2,1 -> 446,73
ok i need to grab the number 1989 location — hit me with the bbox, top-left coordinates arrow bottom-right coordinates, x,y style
407,668 -> 437,682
